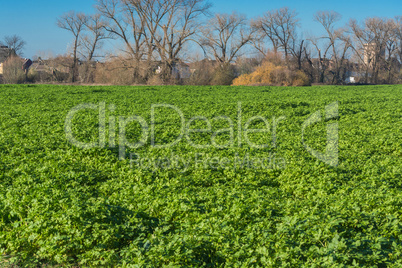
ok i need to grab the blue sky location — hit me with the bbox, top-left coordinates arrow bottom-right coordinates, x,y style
0,0 -> 401,58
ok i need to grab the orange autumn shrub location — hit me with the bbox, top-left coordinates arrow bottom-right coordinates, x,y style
232,60 -> 310,86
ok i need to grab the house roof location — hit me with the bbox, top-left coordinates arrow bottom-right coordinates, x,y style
0,46 -> 16,63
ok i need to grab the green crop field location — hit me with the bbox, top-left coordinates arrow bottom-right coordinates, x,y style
0,84 -> 401,267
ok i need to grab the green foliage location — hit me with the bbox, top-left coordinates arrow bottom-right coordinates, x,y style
0,84 -> 401,266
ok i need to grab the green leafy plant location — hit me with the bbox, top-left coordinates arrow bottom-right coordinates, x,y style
0,84 -> 401,267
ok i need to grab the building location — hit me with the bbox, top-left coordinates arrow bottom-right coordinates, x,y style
363,42 -> 385,67
345,76 -> 356,84
0,46 -> 16,75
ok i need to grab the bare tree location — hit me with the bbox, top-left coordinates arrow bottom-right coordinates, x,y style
300,43 -> 316,82
133,0 -> 211,79
383,19 -> 399,83
314,11 -> 351,84
290,39 -> 307,70
396,16 -> 402,65
77,14 -> 111,82
2,55 -> 26,83
96,0 -> 155,82
96,0 -> 147,59
95,0 -> 211,81
57,11 -> 87,82
252,7 -> 299,58
200,12 -> 253,64
350,17 -> 397,83
306,35 -> 332,83
3,35 -> 26,56
80,14 -> 110,61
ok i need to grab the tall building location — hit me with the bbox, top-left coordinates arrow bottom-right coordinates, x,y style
363,42 -> 385,67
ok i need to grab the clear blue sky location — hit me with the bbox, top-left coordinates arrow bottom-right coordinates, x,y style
0,0 -> 401,58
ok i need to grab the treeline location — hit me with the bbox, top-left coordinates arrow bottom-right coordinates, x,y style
5,0 -> 402,85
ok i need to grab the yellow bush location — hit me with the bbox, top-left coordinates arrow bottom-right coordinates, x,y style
232,61 -> 310,86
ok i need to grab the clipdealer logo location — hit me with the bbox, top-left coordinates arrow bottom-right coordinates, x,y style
302,102 -> 339,167
64,101 -> 339,169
